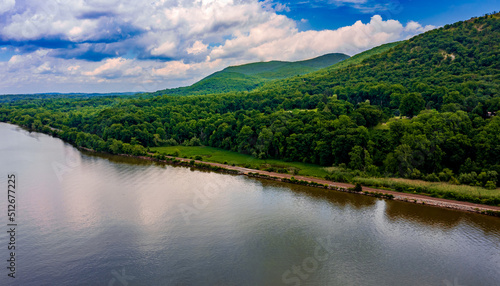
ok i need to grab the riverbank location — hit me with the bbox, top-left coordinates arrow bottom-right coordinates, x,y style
80,147 -> 500,217
151,146 -> 500,206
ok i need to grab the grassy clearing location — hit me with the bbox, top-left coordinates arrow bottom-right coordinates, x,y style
373,123 -> 390,130
352,176 -> 500,205
324,166 -> 500,205
355,177 -> 499,195
150,145 -> 330,178
374,116 -> 410,130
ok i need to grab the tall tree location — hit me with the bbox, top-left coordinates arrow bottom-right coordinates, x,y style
400,93 -> 425,118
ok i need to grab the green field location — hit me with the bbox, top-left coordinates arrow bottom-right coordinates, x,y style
374,116 -> 410,130
150,145 -> 331,178
353,176 -> 500,202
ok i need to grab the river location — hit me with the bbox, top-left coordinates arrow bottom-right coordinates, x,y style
0,122 -> 499,285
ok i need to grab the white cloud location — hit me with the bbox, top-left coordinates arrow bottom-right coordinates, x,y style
405,20 -> 436,33
153,61 -> 192,77
274,2 -> 291,12
187,41 -> 209,55
150,41 -> 177,57
7,49 -> 49,71
84,58 -> 129,77
35,62 -> 53,74
0,0 -> 15,14
67,65 -> 81,72
210,14 -> 430,62
0,0 -> 435,93
153,57 -> 222,78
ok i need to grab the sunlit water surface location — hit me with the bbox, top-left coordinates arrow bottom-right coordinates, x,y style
0,123 -> 499,285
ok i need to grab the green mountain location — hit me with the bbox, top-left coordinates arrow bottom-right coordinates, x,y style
154,53 -> 349,96
223,53 -> 350,77
313,42 -> 402,74
249,41 -> 403,93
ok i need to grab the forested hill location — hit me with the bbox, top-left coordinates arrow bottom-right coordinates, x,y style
2,13 -> 500,202
154,53 -> 349,96
223,53 -> 350,76
257,13 -> 500,113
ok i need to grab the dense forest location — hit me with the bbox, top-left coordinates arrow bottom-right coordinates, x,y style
0,92 -> 138,103
1,13 -> 499,191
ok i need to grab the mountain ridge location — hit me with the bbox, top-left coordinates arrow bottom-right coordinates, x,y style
154,53 -> 350,96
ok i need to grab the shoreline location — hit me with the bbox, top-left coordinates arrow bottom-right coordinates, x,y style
79,147 -> 500,217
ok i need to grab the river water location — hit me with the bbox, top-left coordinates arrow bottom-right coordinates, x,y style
0,122 -> 499,286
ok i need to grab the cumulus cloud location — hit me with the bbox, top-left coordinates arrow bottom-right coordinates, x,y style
0,0 -> 15,14
187,41 -> 209,55
404,20 -> 436,33
84,58 -> 129,78
272,2 -> 291,12
0,0 -> 435,93
210,14 -> 431,62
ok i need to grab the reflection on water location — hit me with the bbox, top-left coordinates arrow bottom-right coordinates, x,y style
385,197 -> 500,233
258,179 -> 378,209
0,122 -> 499,286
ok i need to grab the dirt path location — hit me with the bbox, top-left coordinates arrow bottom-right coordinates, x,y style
159,155 -> 500,215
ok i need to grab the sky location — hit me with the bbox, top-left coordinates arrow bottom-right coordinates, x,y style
0,0 -> 497,94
